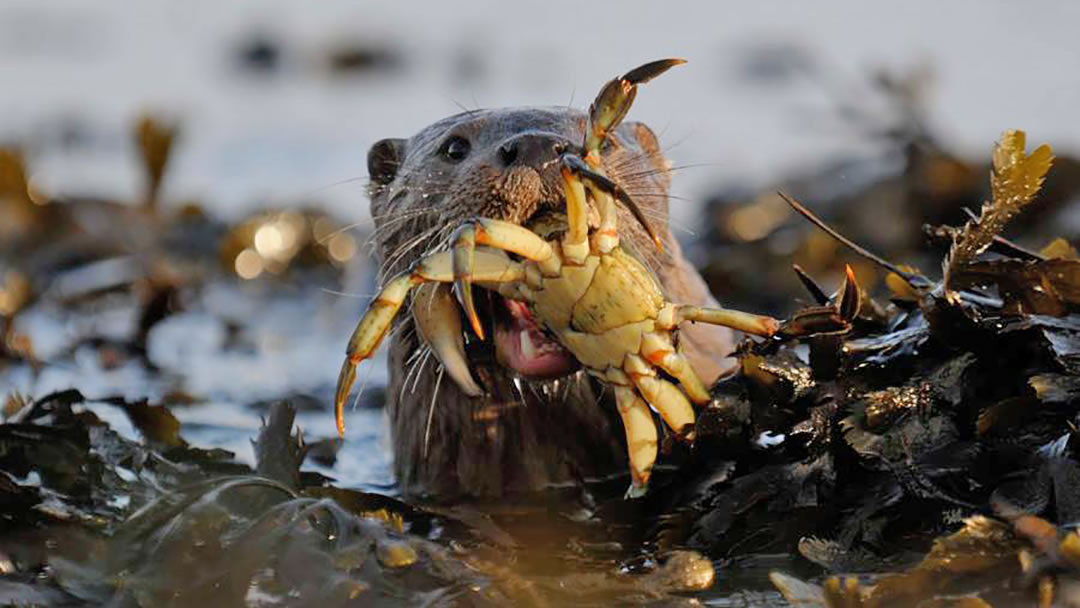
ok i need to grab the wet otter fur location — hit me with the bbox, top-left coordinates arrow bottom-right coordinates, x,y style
367,107 -> 733,499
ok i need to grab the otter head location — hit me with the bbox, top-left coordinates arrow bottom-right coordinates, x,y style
365,107 -> 726,500
368,107 -> 672,271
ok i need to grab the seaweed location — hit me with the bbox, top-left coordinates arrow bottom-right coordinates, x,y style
661,129 -> 1080,605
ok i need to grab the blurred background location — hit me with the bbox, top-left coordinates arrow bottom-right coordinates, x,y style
3,0 -> 1080,488
7,1 -> 1080,223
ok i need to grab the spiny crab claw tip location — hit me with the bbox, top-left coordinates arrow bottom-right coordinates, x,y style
622,58 -> 687,85
468,315 -> 485,341
458,284 -> 485,340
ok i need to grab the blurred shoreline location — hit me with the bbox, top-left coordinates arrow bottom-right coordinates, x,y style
3,0 -> 1079,230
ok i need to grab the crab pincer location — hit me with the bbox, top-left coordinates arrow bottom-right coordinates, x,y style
585,58 -> 686,163
451,221 -> 483,339
778,265 -> 862,338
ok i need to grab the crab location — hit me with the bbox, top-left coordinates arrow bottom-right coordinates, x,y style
335,59 -> 782,496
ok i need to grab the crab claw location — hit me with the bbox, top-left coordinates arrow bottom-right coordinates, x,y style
335,357 -> 357,437
777,266 -> 861,339
560,154 -> 663,252
585,58 -> 686,160
451,221 -> 485,340
336,272 -> 421,436
412,282 -> 483,397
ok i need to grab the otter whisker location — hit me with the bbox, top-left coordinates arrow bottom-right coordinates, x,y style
382,235 -> 445,281
365,208 -> 442,248
603,146 -> 669,174
344,209 -> 439,253
622,189 -> 697,204
312,204 -> 442,250
618,204 -> 696,238
317,221 -> 367,245
378,224 -> 444,280
399,344 -> 429,402
657,129 -> 696,157
410,348 -> 433,396
350,354 -> 376,413
370,202 -> 447,227
402,342 -> 426,367
289,174 -> 374,201
422,365 -> 445,460
319,287 -> 377,299
603,126 -> 702,176
383,317 -> 415,354
616,162 -> 719,181
371,204 -> 443,225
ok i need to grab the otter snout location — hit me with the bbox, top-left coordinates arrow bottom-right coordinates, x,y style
492,132 -> 575,214
498,166 -> 545,211
495,132 -> 572,169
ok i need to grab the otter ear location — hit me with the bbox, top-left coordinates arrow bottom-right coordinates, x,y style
368,138 -> 406,185
624,122 -> 671,188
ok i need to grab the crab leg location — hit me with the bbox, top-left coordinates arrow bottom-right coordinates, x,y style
624,353 -> 695,439
559,160 -> 591,265
640,332 -> 710,404
609,373 -> 658,498
452,218 -> 560,338
412,283 -> 482,397
588,180 -> 619,254
336,250 -> 525,437
656,303 -> 780,337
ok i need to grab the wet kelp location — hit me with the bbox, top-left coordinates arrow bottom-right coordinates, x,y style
646,131 -> 1080,605
1,394 -> 485,605
1,393 -> 723,606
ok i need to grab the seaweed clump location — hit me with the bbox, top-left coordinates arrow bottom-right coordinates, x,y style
648,130 -> 1080,604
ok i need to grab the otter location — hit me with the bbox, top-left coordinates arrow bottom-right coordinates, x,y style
366,106 -> 734,499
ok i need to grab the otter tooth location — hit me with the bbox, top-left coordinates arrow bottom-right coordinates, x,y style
411,283 -> 483,397
520,330 -> 537,360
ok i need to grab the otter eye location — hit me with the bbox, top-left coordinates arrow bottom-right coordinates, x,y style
440,136 -> 471,162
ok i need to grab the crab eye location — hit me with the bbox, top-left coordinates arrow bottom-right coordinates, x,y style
440,136 -> 471,162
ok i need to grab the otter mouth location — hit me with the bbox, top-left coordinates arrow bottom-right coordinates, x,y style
490,297 -> 578,379
445,206 -> 580,390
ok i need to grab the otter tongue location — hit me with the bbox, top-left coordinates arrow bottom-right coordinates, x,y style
494,300 -> 577,379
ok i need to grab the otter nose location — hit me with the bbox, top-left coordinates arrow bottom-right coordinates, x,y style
496,133 -> 571,168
